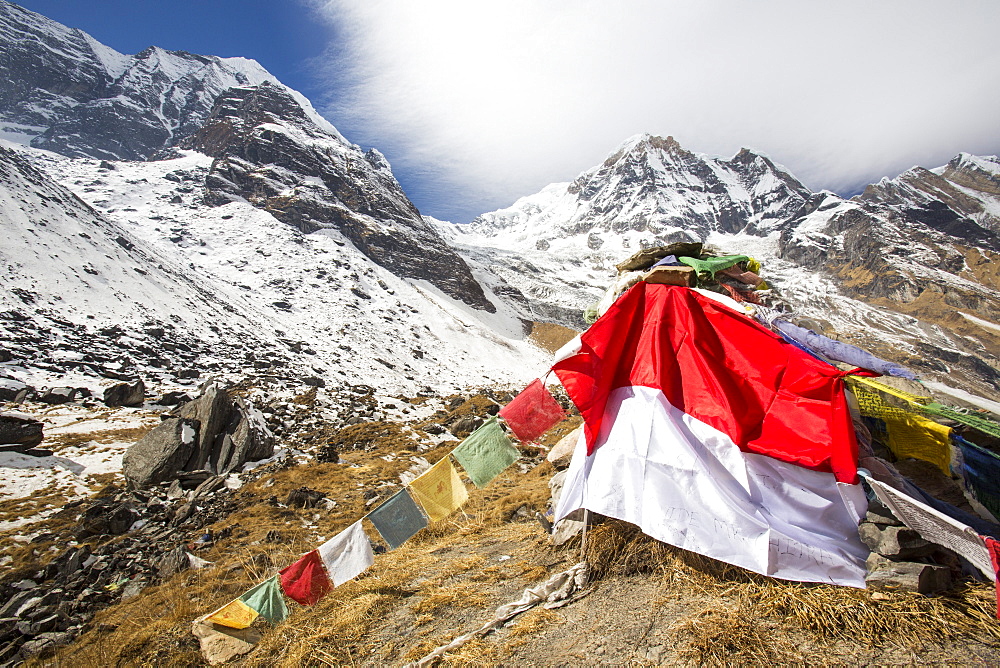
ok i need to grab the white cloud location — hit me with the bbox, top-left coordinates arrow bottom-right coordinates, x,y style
315,0 -> 1000,222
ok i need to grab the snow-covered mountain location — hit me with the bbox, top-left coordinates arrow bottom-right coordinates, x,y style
182,81 -> 495,312
1,142 -> 548,396
451,135 -> 1000,400
469,134 -> 811,258
0,0 -> 337,161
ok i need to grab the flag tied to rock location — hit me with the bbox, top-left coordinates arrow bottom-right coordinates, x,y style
318,520 -> 375,586
206,575 -> 288,629
279,550 -> 333,606
552,283 -> 871,587
499,378 -> 566,442
367,488 -> 428,550
409,455 -> 469,522
451,416 -> 521,488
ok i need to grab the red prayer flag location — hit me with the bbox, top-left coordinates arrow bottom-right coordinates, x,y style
499,378 -> 566,442
986,536 -> 1000,620
279,550 -> 333,606
552,283 -> 860,484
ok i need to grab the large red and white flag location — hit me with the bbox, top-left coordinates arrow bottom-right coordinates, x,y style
553,283 -> 871,587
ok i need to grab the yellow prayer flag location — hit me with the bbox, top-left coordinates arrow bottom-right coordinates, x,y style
205,598 -> 258,629
408,455 -> 469,522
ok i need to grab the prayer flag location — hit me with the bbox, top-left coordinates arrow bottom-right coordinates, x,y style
279,550 -> 333,606
205,598 -> 257,629
499,378 -> 566,442
451,417 -> 520,488
240,575 -> 288,624
409,455 -> 469,522
318,521 -> 375,586
866,476 -> 994,579
367,488 -> 428,549
553,283 -> 871,587
986,536 -> 1000,620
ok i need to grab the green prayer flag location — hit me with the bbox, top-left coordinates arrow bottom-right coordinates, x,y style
920,402 -> 1000,440
240,575 -> 288,624
678,255 -> 749,278
451,417 -> 521,488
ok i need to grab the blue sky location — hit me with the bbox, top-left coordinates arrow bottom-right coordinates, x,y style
14,1 -> 1000,223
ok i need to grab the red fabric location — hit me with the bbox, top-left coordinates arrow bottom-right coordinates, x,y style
499,378 -> 566,442
279,550 -> 333,606
986,536 -> 1000,620
552,283 -> 860,484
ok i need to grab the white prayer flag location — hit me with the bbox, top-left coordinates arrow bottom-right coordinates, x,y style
318,520 -> 375,586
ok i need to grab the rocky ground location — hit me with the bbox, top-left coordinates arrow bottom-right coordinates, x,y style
0,373 -> 997,667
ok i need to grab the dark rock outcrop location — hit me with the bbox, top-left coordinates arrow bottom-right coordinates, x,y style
0,1 -> 276,160
183,82 -> 495,312
103,380 -> 145,407
0,412 -> 43,446
122,417 -> 199,488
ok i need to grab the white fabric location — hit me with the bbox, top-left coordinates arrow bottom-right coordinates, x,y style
555,386 -> 870,587
865,475 -> 995,580
693,288 -> 756,316
318,520 -> 375,586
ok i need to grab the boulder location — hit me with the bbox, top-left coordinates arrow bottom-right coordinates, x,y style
103,380 -> 145,407
122,418 -> 199,488
158,391 -> 192,407
865,554 -> 952,594
174,385 -> 233,471
547,426 -> 582,469
191,619 -> 260,666
450,416 -> 482,438
214,397 -> 274,474
0,413 -> 43,446
0,348 -> 12,363
0,378 -> 31,403
37,387 -> 77,405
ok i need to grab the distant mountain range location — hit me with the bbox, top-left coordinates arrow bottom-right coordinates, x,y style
1,0 -> 999,404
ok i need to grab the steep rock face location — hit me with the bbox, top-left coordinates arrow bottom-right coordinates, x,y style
184,82 -> 495,312
780,154 -> 1000,312
0,0 -> 277,160
469,134 -> 811,256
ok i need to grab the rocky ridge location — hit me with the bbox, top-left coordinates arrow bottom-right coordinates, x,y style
182,82 -> 496,312
449,136 -> 1000,399
0,0 -> 336,161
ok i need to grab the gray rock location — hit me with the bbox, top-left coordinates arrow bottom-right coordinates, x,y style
547,426 -> 581,469
174,385 -> 233,472
858,522 -> 937,559
103,379 -> 145,407
450,416 -> 482,438
864,500 -> 903,527
0,348 -> 11,362
0,378 -> 30,403
0,412 -> 43,446
122,418 -> 199,488
865,554 -> 952,594
18,631 -> 72,657
158,547 -> 190,579
37,387 -> 77,405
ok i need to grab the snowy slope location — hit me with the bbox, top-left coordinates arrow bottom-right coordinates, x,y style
13,146 -> 548,396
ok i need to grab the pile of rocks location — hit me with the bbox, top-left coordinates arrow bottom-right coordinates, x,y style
858,500 -> 954,594
0,479 -> 240,664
